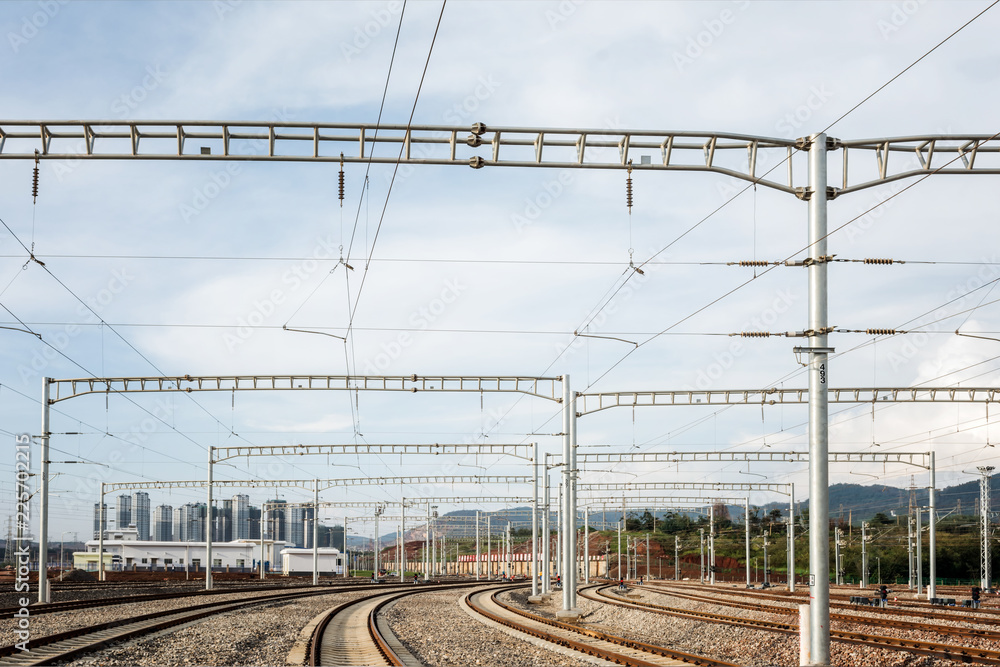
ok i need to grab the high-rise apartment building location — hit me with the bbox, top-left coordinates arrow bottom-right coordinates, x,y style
93,503 -> 107,539
154,505 -> 173,541
132,491 -> 151,540
115,495 -> 132,532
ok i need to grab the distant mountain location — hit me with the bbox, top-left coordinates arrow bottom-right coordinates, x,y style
361,475 -> 998,544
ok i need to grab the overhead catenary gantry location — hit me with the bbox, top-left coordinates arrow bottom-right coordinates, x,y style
22,121 -> 1000,665
95,473 -> 532,584
4,121 -> 1000,196
575,449 -> 939,596
574,387 -> 1000,414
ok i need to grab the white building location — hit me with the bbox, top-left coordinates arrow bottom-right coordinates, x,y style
73,538 -> 290,573
280,547 -> 344,576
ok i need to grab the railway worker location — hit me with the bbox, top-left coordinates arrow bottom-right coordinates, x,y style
972,586 -> 981,609
879,585 -> 888,607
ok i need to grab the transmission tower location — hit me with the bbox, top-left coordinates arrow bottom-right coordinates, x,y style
978,466 -> 995,590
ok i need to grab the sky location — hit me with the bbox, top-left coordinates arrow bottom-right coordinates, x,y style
1,0 -> 1000,544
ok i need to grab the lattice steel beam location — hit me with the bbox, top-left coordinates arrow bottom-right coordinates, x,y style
213,443 -> 534,462
578,495 -> 747,505
577,450 -> 930,469
47,374 -> 562,404
405,497 -> 532,505
3,122 -> 997,196
579,481 -> 790,495
575,387 -> 1000,415
104,475 -> 531,493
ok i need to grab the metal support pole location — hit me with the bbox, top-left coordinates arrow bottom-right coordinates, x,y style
834,527 -> 841,586
645,533 -> 649,579
562,373 -> 572,612
699,528 -> 704,584
745,498 -> 751,588
674,535 -> 679,581
789,485 -> 796,592
475,510 -> 481,581
424,503 -> 429,577
487,514 -> 491,579
916,504 -> 923,595
709,504 -> 715,585
400,497 -> 405,583
311,481 -> 319,585
807,132 -> 831,666
206,446 -> 213,590
506,522 -> 512,578
928,452 -> 936,599
861,522 -> 868,589
584,509 -> 590,584
542,461 -> 550,594
764,535 -> 770,586
556,482 -> 562,580
259,507 -> 266,580
39,377 -> 51,603
980,466 -> 993,589
617,519 -> 622,580
532,442 -> 539,595
98,482 -> 105,583
907,515 -> 914,589
566,380 -> 578,610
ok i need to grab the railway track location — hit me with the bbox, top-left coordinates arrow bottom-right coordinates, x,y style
463,584 -> 736,667
0,584 -> 395,666
0,581 -> 419,617
657,580 -> 999,617
307,590 -> 416,666
642,582 -> 1000,642
584,584 -> 1000,666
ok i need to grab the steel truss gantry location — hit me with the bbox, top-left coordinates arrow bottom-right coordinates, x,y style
579,481 -> 791,495
577,450 -> 930,466
5,121 -> 1000,196
575,387 -> 1000,415
95,474 -> 530,584
46,374 -> 562,404
575,449 -> 938,596
213,442 -> 534,461
24,122 -> 1000,662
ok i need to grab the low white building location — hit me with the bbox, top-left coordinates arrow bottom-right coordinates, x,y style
280,547 -> 344,576
73,538 -> 289,573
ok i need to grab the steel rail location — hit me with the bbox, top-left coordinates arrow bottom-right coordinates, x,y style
586,585 -> 1000,666
653,581 -> 1000,622
643,582 -> 1000,641
0,580 -> 417,618
0,586 -> 359,666
307,582 -> 484,667
465,584 -> 736,667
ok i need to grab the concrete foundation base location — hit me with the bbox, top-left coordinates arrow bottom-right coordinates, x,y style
555,608 -> 581,623
527,595 -> 546,604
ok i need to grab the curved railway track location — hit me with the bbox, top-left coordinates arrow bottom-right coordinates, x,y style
0,581 -> 421,617
655,580 -> 1000,618
463,584 -> 735,667
0,584 -> 420,667
584,584 -> 1000,666
307,589 -> 415,666
642,582 -> 1000,641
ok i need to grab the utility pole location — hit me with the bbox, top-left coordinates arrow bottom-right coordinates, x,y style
675,535 -> 680,581
699,528 -> 705,584
709,505 -> 716,585
907,514 -> 915,590
861,522 -> 868,589
978,466 -> 994,590
617,520 -> 622,580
